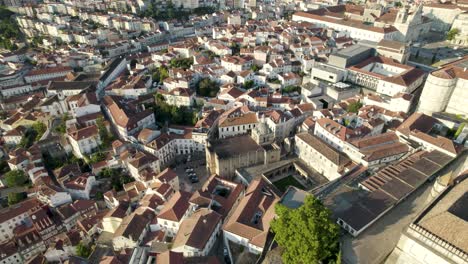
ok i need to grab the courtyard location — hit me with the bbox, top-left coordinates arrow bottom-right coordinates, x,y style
272,175 -> 306,193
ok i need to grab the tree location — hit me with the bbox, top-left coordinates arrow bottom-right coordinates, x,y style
169,58 -> 193,69
99,168 -> 133,191
8,192 -> 27,206
96,117 -> 114,148
76,242 -> 92,258
32,122 -> 47,141
55,113 -> 70,134
395,2 -> 402,7
251,64 -> 261,72
196,78 -> 220,97
243,80 -> 255,89
4,170 -> 28,187
0,160 -> 10,174
271,196 -> 340,264
153,66 -> 169,83
447,28 -> 459,41
88,152 -> 106,164
347,101 -> 363,113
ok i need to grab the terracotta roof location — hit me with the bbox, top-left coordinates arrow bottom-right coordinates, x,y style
223,178 -> 279,249
316,118 -> 355,141
218,112 -> 258,128
26,66 -> 72,77
68,125 -> 99,141
157,191 -> 191,222
396,112 -> 439,136
297,132 -> 351,166
0,198 -> 42,223
172,208 -> 222,250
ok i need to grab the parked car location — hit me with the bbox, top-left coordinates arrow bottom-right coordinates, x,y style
189,175 -> 199,183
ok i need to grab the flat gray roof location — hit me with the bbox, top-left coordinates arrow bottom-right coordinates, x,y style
332,44 -> 373,59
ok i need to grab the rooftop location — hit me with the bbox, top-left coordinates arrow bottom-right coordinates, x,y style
208,135 -> 264,159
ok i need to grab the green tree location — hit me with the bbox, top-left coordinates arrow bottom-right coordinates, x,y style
196,78 -> 220,97
251,64 -> 261,72
32,122 -> 47,141
447,28 -> 459,41
153,66 -> 169,83
282,85 -> 300,94
347,101 -> 363,113
8,192 -> 27,206
4,170 -> 28,187
96,117 -> 114,148
395,2 -> 402,7
169,58 -> 193,69
55,113 -> 70,134
243,80 -> 255,89
88,152 -> 106,164
76,242 -> 92,258
271,196 -> 340,264
0,160 -> 10,174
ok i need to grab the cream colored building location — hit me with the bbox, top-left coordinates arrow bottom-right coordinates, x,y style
295,132 -> 352,181
418,56 -> 468,117
206,135 -> 280,179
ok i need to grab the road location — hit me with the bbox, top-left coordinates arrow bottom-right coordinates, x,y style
341,152 -> 468,264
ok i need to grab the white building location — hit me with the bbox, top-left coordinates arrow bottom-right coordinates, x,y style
0,198 -> 42,242
223,178 -> 279,254
67,125 -> 101,158
24,66 -> 72,83
218,110 -> 259,139
159,88 -> 194,107
295,132 -> 352,181
157,191 -> 192,236
418,56 -> 468,117
63,173 -> 96,200
172,209 -> 222,257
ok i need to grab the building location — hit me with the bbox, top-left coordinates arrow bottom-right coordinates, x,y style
347,56 -> 425,97
396,113 -> 458,158
24,66 -> 72,83
336,150 -> 453,237
67,125 -> 101,158
389,172 -> 468,264
450,12 -> 468,46
422,3 -> 466,32
376,39 -> 410,64
295,132 -> 352,181
314,118 -> 355,152
159,88 -> 195,107
343,132 -> 409,167
0,198 -> 42,242
112,208 -> 153,251
189,174 -> 244,219
218,111 -> 259,139
418,56 -> 468,118
172,208 -> 222,257
292,7 -> 398,42
157,191 -> 192,236
206,135 -> 280,179
223,178 -> 280,254
103,95 -> 155,139
62,173 -> 96,200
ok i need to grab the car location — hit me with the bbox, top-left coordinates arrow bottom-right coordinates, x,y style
185,168 -> 193,173
224,248 -> 230,264
189,176 -> 199,183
